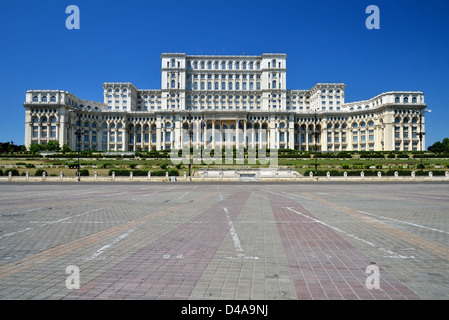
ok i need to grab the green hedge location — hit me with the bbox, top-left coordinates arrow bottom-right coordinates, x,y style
108,169 -> 179,176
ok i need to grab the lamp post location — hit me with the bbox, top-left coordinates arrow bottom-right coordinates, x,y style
419,108 -> 431,171
187,106 -> 193,180
313,108 -> 319,176
68,109 -> 83,181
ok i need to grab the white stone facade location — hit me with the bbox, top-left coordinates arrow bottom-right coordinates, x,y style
23,53 -> 427,152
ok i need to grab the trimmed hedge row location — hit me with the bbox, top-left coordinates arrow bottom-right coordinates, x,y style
304,170 -> 448,177
107,169 -> 179,176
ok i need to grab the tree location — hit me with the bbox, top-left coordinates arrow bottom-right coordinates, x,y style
43,140 -> 61,151
428,138 -> 449,153
62,144 -> 71,153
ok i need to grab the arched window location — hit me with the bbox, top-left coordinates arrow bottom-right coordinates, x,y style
272,59 -> 276,67
222,82 -> 226,90
229,82 -> 233,90
51,96 -> 56,102
272,80 -> 277,89
214,82 -> 219,90
249,82 -> 254,90
242,82 -> 247,90
33,96 -> 38,102
207,61 -> 212,69
236,82 -> 240,90
207,82 -> 212,90
395,117 -> 401,123
50,117 -> 57,123
193,61 -> 198,69
257,82 -> 261,90
194,82 -> 198,90
171,59 -> 176,67
412,97 -> 417,103
187,82 -> 191,90
200,61 -> 205,69
228,61 -> 233,69
214,61 -> 218,69
242,62 -> 247,69
201,82 -> 205,90
221,61 -> 226,69
256,62 -> 260,69
395,97 -> 400,103
171,80 -> 176,89
41,116 -> 48,123
352,123 -> 358,129
404,97 -> 409,103
403,117 -> 409,123
236,61 -> 240,69
368,121 -> 374,127
84,122 -> 89,128
249,62 -> 253,69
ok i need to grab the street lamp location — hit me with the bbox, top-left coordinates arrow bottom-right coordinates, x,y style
68,109 -> 83,181
187,106 -> 193,180
313,108 -> 319,176
419,108 -> 431,171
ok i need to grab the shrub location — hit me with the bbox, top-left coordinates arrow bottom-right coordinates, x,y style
80,169 -> 89,176
341,164 -> 350,169
35,169 -> 47,176
375,164 -> 383,169
160,163 -> 168,170
0,169 -> 3,176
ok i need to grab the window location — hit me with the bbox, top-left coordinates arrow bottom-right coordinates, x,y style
208,82 -> 212,90
236,82 -> 240,90
272,80 -> 276,89
229,82 -> 233,90
404,97 -> 409,103
221,61 -> 226,69
51,96 -> 56,102
222,82 -> 226,90
194,82 -> 198,90
33,96 -> 38,102
171,80 -> 176,89
249,82 -> 254,90
395,97 -> 400,103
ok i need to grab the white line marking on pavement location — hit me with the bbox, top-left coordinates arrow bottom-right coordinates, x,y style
0,208 -> 103,240
177,192 -> 189,200
357,210 -> 449,235
223,207 -> 258,260
284,207 -> 415,259
86,228 -> 135,260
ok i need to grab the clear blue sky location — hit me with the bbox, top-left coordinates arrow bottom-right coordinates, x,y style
1,0 -> 448,147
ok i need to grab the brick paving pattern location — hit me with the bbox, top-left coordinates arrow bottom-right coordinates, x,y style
0,182 -> 448,300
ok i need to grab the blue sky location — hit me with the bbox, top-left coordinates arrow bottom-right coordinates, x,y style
0,0 -> 448,147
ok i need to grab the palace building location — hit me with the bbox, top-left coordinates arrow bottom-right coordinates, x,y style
23,53 -> 427,152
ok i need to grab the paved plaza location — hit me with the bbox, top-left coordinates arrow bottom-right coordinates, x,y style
0,182 -> 448,301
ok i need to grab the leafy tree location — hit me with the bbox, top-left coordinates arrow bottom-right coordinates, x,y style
428,138 -> 449,153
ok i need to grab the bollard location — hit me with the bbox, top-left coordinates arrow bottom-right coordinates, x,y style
411,171 -> 415,178
8,171 -> 12,180
130,171 -> 133,180
344,171 -> 348,178
184,171 -> 186,180
220,171 -> 224,180
26,171 -> 29,180
361,171 -> 365,178
394,171 -> 398,178
309,171 -> 314,179
326,171 -> 330,179
60,171 -> 64,180
148,171 -> 151,180
166,171 -> 169,180
112,171 -> 115,180
42,171 -> 46,180
377,171 -> 382,178
429,171 -> 433,178
445,171 -> 449,178
94,171 -> 98,180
